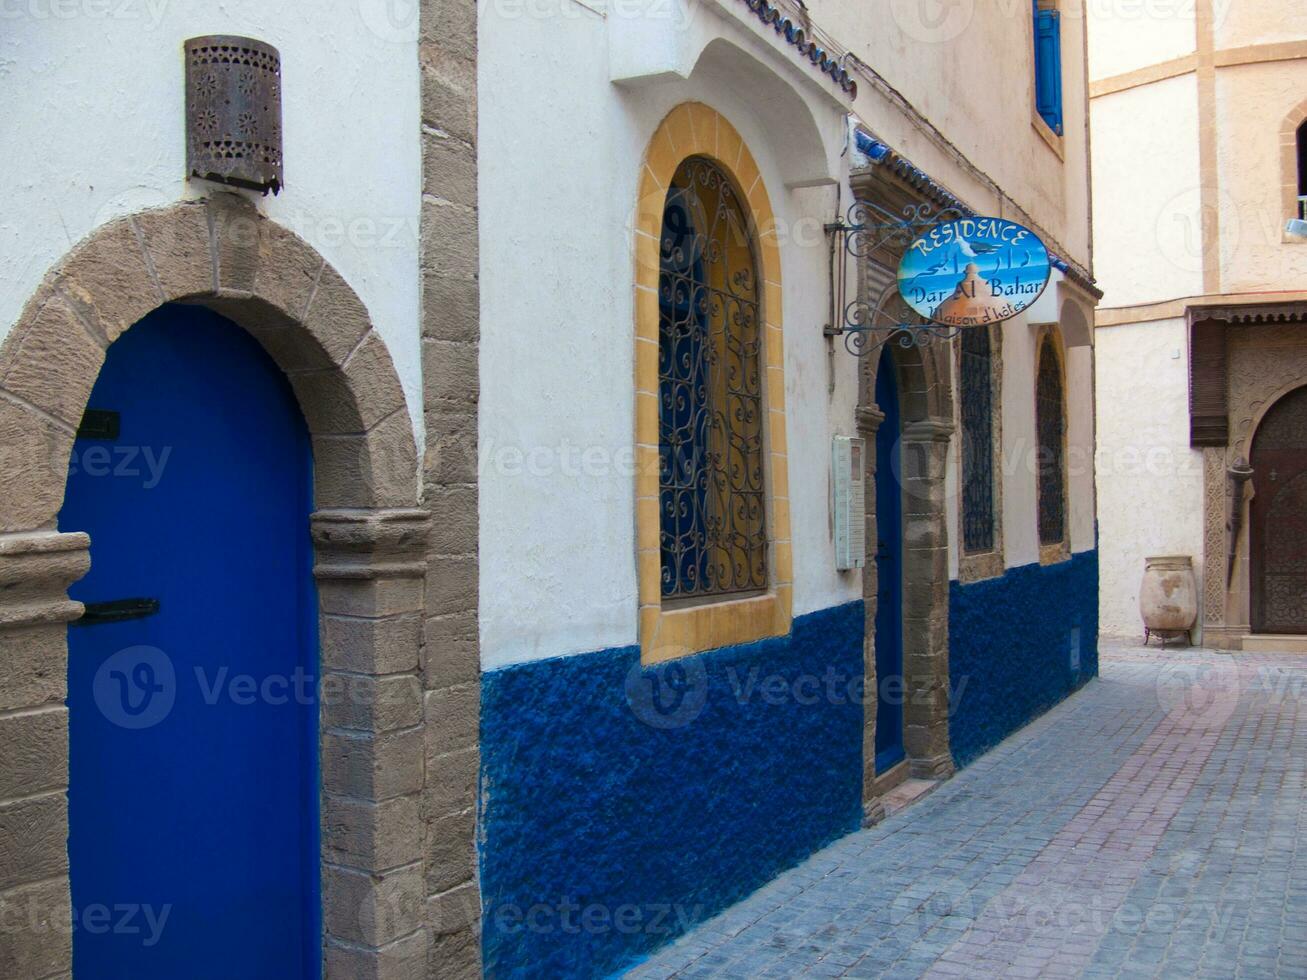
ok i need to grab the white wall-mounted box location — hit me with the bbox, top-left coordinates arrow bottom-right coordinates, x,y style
833,436 -> 866,571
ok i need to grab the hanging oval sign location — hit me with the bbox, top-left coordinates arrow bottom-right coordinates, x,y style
896,217 -> 1052,327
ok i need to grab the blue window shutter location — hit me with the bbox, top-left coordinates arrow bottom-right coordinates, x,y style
1034,8 -> 1063,135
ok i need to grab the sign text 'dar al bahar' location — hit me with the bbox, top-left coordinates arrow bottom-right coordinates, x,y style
897,217 -> 1052,328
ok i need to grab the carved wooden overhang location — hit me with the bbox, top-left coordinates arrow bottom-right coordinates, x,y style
1188,302 -> 1307,447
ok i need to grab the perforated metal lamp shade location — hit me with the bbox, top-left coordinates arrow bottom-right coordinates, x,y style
185,36 -> 283,195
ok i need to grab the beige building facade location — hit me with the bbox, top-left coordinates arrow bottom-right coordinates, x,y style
1091,2 -> 1307,646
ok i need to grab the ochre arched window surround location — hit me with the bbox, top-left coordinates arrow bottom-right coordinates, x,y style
633,102 -> 792,665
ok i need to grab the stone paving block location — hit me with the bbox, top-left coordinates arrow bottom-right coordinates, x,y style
629,642 -> 1307,979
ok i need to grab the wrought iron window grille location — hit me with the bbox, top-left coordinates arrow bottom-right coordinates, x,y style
960,324 -> 997,553
1036,337 -> 1067,545
658,157 -> 768,601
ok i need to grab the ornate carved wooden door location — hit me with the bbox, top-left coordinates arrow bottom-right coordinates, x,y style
1251,385 -> 1307,634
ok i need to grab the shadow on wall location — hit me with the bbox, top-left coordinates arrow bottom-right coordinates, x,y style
477,602 -> 865,979
948,550 -> 1100,768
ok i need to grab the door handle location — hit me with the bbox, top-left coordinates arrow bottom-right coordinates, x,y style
73,598 -> 160,626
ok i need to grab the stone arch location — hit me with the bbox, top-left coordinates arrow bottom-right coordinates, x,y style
0,193 -> 430,977
0,193 -> 418,527
857,289 -> 952,421
855,282 -> 956,825
1236,376 -> 1307,461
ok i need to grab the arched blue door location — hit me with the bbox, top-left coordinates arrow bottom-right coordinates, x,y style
60,304 -> 320,979
873,348 -> 905,773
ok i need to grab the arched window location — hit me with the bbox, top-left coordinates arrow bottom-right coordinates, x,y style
1297,119 -> 1307,219
960,324 -> 997,554
1035,334 -> 1066,546
657,156 -> 766,599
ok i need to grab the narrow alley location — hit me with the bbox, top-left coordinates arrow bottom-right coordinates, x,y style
630,644 -> 1307,979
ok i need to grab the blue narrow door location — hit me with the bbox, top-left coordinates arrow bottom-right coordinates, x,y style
60,304 -> 319,979
873,348 -> 905,773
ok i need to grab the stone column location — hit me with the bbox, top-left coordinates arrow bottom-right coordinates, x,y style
855,405 -> 886,826
419,1 -> 482,976
313,509 -> 431,980
900,418 -> 955,780
0,530 -> 90,980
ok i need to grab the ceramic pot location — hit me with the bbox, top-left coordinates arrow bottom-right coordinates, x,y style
1139,555 -> 1198,640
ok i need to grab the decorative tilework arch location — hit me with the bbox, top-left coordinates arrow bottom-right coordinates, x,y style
0,194 -> 435,978
633,102 -> 793,665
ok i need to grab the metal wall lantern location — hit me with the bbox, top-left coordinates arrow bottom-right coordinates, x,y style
185,36 -> 283,195
824,196 -> 968,357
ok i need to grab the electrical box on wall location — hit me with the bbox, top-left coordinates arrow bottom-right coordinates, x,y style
833,436 -> 866,571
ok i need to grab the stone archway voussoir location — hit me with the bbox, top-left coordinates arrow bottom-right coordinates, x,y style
313,409 -> 421,510
0,400 -> 74,533
133,202 -> 213,301
1,291 -> 106,431
53,216 -> 164,347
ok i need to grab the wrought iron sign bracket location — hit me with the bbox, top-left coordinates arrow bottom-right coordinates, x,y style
825,197 -> 971,357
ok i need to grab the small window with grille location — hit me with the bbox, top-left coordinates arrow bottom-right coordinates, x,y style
960,324 -> 997,555
1296,119 -> 1307,220
657,156 -> 767,601
1036,334 -> 1067,549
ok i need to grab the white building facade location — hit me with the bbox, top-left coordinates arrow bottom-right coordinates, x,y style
474,2 -> 1100,976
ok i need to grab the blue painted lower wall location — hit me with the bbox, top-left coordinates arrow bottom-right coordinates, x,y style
478,601 -> 865,979
948,550 -> 1099,768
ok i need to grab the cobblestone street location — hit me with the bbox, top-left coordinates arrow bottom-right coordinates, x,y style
628,642 -> 1307,979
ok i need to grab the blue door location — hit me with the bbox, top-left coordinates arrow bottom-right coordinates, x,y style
873,348 -> 905,773
60,304 -> 320,978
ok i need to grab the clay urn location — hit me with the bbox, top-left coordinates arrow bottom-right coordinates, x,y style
1139,555 -> 1198,643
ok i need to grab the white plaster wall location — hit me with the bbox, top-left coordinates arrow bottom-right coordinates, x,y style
477,0 -> 862,669
1090,73 -> 1203,309
1094,318 -> 1204,637
1215,61 -> 1307,295
1087,3 -> 1196,82
478,0 -> 1097,668
999,315 -> 1040,569
477,0 -> 633,667
1067,343 -> 1097,556
806,0 -> 1093,268
1213,0 -> 1307,49
0,1 -> 423,447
